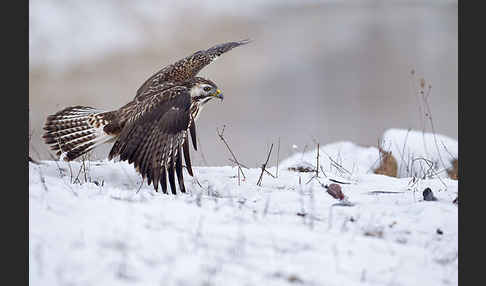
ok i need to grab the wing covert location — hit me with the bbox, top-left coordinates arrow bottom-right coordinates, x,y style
135,39 -> 251,98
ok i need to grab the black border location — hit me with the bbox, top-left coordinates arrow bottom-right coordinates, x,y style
7,0 -> 28,284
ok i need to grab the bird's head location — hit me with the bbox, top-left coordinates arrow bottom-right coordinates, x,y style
188,77 -> 224,105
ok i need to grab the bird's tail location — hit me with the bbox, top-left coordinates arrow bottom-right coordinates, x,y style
42,106 -> 116,161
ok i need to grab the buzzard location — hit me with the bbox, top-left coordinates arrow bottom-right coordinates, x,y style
43,39 -> 250,194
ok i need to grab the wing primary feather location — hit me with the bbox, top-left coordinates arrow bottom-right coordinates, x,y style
151,160 -> 160,192
152,141 -> 166,193
129,125 -> 152,165
150,143 -> 162,191
190,119 -> 197,151
167,157 -> 177,195
160,166 -> 168,194
147,168 -> 153,187
152,173 -> 158,192
120,126 -> 143,161
206,39 -> 252,60
183,139 -> 193,176
175,145 -> 186,193
139,131 -> 160,184
143,132 -> 158,187
138,129 -> 159,185
127,140 -> 140,164
160,137 -> 170,194
118,126 -> 139,162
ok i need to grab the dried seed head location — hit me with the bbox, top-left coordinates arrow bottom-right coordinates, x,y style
420,78 -> 426,89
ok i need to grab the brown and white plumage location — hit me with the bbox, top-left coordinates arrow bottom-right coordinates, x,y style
43,106 -> 117,161
135,39 -> 251,99
43,40 -> 250,194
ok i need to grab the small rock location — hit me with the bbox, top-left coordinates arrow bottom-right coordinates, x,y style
288,275 -> 303,284
325,183 -> 344,200
395,237 -> 407,244
436,228 -> 443,235
423,188 -> 438,201
453,196 -> 458,204
364,228 -> 384,238
273,272 -> 303,284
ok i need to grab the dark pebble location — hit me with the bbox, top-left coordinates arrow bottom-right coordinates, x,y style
423,188 -> 438,201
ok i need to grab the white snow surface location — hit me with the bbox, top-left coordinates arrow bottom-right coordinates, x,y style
30,145 -> 458,285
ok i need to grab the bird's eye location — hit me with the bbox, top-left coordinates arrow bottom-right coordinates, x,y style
203,86 -> 212,92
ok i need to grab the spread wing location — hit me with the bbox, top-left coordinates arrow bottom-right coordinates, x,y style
135,39 -> 251,98
109,86 -> 196,194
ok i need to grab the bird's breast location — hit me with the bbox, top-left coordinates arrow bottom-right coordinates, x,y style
190,102 -> 203,122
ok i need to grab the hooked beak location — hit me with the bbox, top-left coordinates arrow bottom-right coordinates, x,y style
212,89 -> 224,101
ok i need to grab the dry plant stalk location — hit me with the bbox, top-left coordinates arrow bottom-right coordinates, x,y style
257,143 -> 274,187
217,125 -> 246,184
322,149 -> 353,177
305,143 -> 322,184
276,137 -> 280,178
73,153 -> 92,184
229,158 -> 275,178
412,71 -> 452,177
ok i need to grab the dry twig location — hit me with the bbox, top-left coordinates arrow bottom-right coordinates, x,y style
322,150 -> 352,177
257,143 -> 274,186
217,125 -> 246,184
276,137 -> 280,178
228,158 -> 276,178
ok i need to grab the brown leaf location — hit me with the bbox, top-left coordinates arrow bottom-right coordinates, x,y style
326,183 -> 344,200
420,78 -> 426,89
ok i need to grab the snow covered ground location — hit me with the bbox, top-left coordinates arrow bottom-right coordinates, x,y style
29,137 -> 458,286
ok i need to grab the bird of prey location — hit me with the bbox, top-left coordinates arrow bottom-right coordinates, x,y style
42,39 -> 250,194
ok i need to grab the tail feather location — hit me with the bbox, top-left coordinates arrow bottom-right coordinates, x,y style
43,106 -> 116,161
44,127 -> 93,144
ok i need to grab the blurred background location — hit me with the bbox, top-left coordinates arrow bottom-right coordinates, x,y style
29,0 -> 457,167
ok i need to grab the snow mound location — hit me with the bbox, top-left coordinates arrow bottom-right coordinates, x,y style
380,128 -> 458,178
280,141 -> 380,181
280,129 -> 458,180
